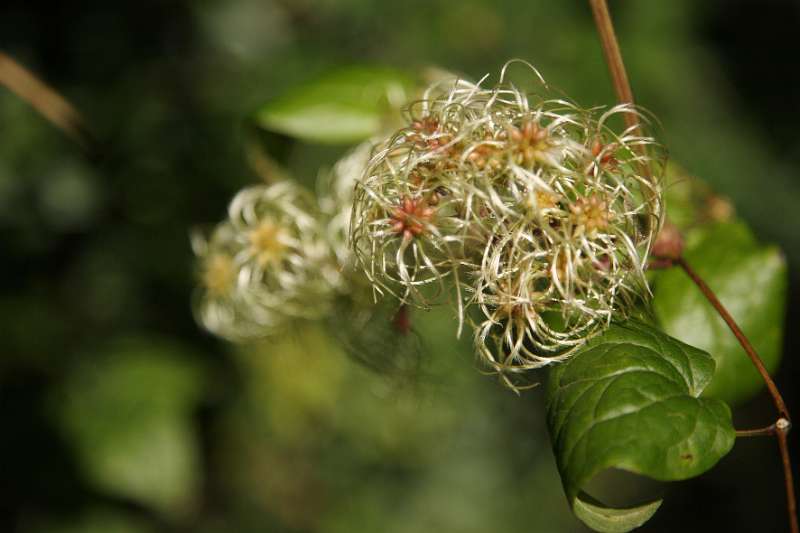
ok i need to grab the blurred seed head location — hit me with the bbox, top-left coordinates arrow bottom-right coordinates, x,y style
193,181 -> 340,340
319,141 -> 373,268
192,222 -> 266,341
192,62 -> 666,391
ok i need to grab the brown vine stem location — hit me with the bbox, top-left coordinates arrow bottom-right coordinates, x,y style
779,425 -> 799,533
680,256 -> 797,533
588,1 -> 797,531
588,0 -> 658,213
0,51 -> 93,152
736,422 -> 778,438
588,0 -> 637,132
677,257 -> 790,419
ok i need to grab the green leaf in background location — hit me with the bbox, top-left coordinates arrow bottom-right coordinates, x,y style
255,66 -> 414,144
546,320 -> 735,532
54,339 -> 206,518
661,162 -> 736,232
653,222 -> 787,405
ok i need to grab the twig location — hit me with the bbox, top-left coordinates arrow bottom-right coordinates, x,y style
672,246 -> 796,533
586,1 -> 797,531
655,254 -> 796,532
0,51 -> 94,152
588,0 -> 637,132
588,0 -> 657,212
736,423 -> 778,438
778,422 -> 799,533
677,258 -> 789,420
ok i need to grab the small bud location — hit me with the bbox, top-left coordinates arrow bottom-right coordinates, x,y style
652,221 -> 684,260
706,195 -> 734,222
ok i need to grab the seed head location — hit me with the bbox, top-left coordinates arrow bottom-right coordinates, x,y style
349,62 -> 665,385
192,181 -> 341,340
191,223 -> 266,340
570,194 -> 610,237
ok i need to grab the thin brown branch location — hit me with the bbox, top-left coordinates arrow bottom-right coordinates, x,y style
777,421 -> 799,533
736,423 -> 778,438
0,51 -> 93,151
588,0 -> 638,132
588,0 -> 657,214
678,256 -> 797,533
676,257 -> 789,420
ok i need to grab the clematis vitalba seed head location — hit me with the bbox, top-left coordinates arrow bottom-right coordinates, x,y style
348,62 -> 665,386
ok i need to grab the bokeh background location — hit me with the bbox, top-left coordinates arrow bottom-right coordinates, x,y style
2,0 -> 799,531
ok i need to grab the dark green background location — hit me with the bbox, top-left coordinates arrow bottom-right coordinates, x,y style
1,0 -> 798,531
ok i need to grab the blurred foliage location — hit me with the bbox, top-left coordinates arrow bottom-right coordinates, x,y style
53,339 -> 206,518
1,0 -> 799,532
255,66 -> 413,144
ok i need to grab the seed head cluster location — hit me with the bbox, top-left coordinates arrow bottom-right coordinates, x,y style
192,64 -> 665,389
349,65 -> 665,384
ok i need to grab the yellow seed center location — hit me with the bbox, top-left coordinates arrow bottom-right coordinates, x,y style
527,190 -> 559,212
249,221 -> 287,267
203,253 -> 235,296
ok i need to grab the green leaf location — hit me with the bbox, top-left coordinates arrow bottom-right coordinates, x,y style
546,320 -> 735,532
573,492 -> 662,533
653,222 -> 787,405
255,66 -> 413,144
54,338 -> 206,517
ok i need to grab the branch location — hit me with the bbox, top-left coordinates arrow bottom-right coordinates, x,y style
778,422 -> 799,533
677,258 -> 789,419
736,423 -> 778,438
678,257 -> 796,533
0,51 -> 94,152
588,0 -> 637,132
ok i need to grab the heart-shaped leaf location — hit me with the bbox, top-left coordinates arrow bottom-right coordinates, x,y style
653,222 -> 787,405
546,320 -> 735,532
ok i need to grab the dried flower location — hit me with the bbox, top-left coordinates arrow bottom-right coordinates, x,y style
229,181 -> 340,324
348,62 -> 665,384
349,134 -> 477,308
191,223 -> 266,340
193,181 -> 340,340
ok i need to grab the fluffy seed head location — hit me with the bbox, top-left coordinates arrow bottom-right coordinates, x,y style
193,181 -> 341,340
348,62 -> 665,382
191,223 -> 266,340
